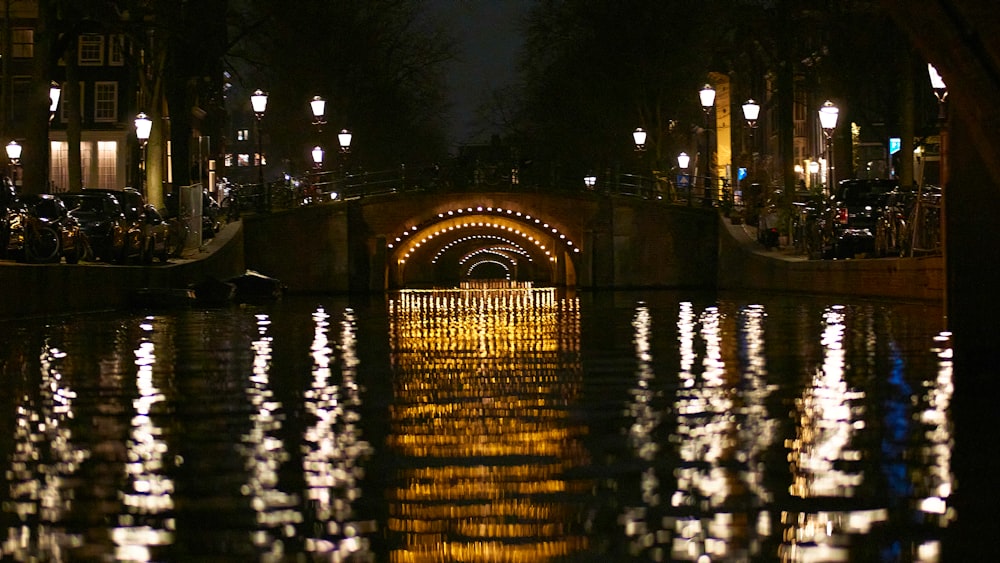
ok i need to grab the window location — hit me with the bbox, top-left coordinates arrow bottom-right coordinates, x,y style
108,35 -> 124,66
12,29 -> 33,58
79,34 -> 104,66
237,154 -> 250,167
236,129 -> 249,141
60,82 -> 84,123
97,141 -> 118,186
94,82 -> 118,122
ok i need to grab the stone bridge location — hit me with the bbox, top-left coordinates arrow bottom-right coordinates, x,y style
240,186 -> 720,292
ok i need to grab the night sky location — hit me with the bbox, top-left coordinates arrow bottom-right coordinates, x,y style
425,0 -> 533,148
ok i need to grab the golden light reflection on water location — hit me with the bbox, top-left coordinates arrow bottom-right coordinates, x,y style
622,302 -> 779,561
302,307 -> 375,558
386,288 -> 588,562
112,317 -> 175,561
238,313 -> 303,560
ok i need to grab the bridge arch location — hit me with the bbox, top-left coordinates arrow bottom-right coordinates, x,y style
384,204 -> 581,287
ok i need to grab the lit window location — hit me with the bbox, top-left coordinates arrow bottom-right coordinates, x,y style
12,29 -> 33,58
79,34 -> 104,66
94,82 -> 118,122
97,141 -> 118,187
237,129 -> 249,141
224,154 -> 234,167
238,154 -> 250,167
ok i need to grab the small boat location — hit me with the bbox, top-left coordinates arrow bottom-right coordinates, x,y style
225,269 -> 286,303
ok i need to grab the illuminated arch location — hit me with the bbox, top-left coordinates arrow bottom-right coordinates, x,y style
465,259 -> 511,279
386,203 -> 581,288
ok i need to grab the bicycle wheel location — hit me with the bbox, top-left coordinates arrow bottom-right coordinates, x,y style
26,224 -> 61,263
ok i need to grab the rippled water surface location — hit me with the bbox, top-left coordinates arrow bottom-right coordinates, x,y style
0,289 -> 951,562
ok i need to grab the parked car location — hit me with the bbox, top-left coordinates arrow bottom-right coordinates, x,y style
8,194 -> 84,264
826,178 -> 899,258
61,191 -> 130,262
83,188 -> 146,260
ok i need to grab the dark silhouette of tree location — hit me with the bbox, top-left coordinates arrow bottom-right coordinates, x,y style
230,0 -> 454,172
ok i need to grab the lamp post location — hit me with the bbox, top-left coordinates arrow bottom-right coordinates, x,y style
251,89 -> 268,210
312,145 -> 325,169
6,140 -> 21,188
134,112 -> 151,197
818,100 -> 839,195
699,84 -> 716,205
338,129 -> 352,154
310,95 -> 326,129
928,63 -> 948,186
678,151 -> 691,205
742,99 -> 760,180
46,81 -> 61,191
632,127 -> 647,152
48,81 -> 61,121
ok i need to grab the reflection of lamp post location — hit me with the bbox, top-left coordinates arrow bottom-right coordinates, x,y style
134,112 -> 151,196
818,100 -> 839,195
251,89 -> 268,209
6,140 -> 21,188
699,84 -> 716,205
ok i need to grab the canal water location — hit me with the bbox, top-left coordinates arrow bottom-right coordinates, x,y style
0,289 -> 951,562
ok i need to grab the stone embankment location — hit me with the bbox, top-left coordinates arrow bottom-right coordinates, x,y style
717,217 -> 944,303
0,214 -> 944,320
0,222 -> 245,319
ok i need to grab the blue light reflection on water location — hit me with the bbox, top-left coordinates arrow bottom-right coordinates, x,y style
0,290 -> 952,561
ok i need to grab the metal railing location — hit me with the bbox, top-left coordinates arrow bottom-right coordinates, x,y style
219,162 -> 735,216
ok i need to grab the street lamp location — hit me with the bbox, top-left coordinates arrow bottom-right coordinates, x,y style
819,100 -> 839,194
632,127 -> 647,152
312,145 -> 325,169
338,129 -> 353,153
742,98 -> 760,186
699,84 -> 716,205
48,81 -> 61,120
134,112 -> 152,196
310,95 -> 326,128
927,63 -> 948,187
741,99 -> 760,128
6,140 -> 21,187
677,152 -> 691,205
251,89 -> 268,209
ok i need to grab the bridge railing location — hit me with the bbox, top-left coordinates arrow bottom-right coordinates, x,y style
224,162 -> 737,215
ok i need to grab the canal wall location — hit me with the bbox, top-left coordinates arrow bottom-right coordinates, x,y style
716,217 -> 945,302
0,222 -> 246,319
0,211 -> 946,320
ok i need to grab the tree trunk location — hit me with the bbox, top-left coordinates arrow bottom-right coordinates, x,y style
22,0 -> 56,195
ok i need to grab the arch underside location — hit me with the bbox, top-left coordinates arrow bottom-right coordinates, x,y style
387,212 -> 579,288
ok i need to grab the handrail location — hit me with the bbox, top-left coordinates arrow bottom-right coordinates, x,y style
223,163 -> 735,212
